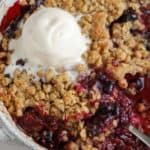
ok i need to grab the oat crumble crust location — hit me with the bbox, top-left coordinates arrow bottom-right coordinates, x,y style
0,0 -> 150,150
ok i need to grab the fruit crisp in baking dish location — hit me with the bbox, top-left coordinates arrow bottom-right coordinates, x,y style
0,0 -> 150,149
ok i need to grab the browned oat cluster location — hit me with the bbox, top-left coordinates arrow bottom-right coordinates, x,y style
78,2 -> 150,88
0,0 -> 149,124
0,69 -> 100,120
43,0 -> 150,88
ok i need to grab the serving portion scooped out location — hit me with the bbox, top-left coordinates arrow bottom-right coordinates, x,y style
0,0 -> 150,150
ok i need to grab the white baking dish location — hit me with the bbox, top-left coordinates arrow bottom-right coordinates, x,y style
0,0 -> 45,149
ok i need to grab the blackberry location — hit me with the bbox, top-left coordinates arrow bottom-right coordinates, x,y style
42,131 -> 54,143
16,58 -> 26,66
103,80 -> 114,94
96,72 -> 107,82
98,103 -> 119,116
117,8 -> 138,23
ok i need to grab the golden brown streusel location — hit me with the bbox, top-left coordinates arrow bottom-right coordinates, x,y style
1,37 -> 8,50
2,0 -> 149,89
44,0 -> 126,23
81,10 -> 150,88
0,70 -> 99,120
0,0 -> 150,149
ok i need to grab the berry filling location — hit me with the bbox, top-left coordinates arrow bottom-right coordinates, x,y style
14,71 -> 150,149
0,1 -> 150,150
14,107 -> 73,149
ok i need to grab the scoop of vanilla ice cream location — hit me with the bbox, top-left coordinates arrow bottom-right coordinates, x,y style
9,7 -> 89,69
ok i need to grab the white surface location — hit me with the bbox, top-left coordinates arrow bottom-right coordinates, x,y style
0,102 -> 46,150
0,140 -> 30,150
0,121 -> 30,150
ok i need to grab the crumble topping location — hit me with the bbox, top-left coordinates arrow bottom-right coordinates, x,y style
0,69 -> 100,120
0,0 -> 150,150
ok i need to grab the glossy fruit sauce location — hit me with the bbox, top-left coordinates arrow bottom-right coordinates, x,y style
14,71 -> 150,150
0,1 -> 21,32
0,1 -> 150,150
